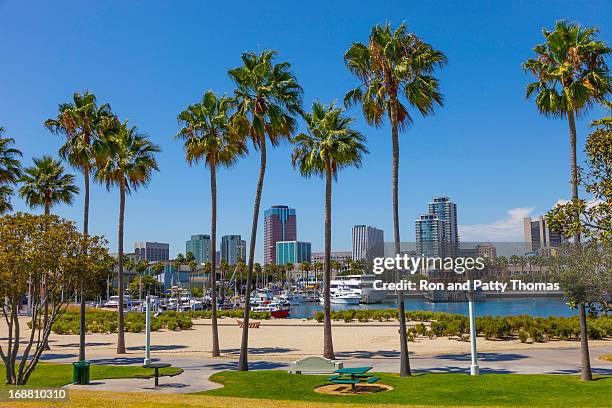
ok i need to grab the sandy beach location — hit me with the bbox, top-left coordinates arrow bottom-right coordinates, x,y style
4,316 -> 609,361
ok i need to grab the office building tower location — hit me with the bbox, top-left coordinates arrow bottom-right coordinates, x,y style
352,225 -> 384,261
311,251 -> 352,265
276,241 -> 312,265
134,242 -> 169,262
185,234 -> 211,265
221,235 -> 247,265
428,197 -> 459,257
523,216 -> 563,253
415,214 -> 445,257
476,243 -> 497,259
264,205 -> 297,264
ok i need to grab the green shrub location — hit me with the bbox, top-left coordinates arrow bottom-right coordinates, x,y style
518,329 -> 528,343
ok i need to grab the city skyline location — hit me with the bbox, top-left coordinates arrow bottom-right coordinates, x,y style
3,2 -> 609,261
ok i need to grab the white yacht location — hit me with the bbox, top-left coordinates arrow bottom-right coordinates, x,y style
321,283 -> 361,305
329,275 -> 385,304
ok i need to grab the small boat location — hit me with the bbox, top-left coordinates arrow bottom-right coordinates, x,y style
252,302 -> 290,318
103,295 -> 133,309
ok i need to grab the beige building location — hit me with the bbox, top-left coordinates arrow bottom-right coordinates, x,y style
523,216 -> 563,253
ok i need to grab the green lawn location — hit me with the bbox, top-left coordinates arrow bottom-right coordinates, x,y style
200,370 -> 612,407
0,363 -> 182,388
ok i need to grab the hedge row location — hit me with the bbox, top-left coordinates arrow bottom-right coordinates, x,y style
185,309 -> 272,320
50,310 -> 193,334
312,309 -> 612,342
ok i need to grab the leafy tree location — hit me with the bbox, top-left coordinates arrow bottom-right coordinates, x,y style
95,121 -> 160,354
547,107 -> 612,242
0,127 -> 22,214
18,155 -> 79,349
128,275 -> 162,298
177,90 -> 246,356
524,21 -> 611,381
345,23 -> 446,376
44,91 -> 116,361
292,102 -> 367,358
173,253 -> 185,286
229,50 -> 303,370
0,213 -> 111,385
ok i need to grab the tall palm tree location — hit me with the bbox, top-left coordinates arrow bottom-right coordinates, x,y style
229,50 -> 303,371
45,91 -> 116,361
18,155 -> 78,349
292,101 -> 368,359
0,127 -> 22,214
345,23 -> 446,376
95,121 -> 160,354
523,20 -> 610,381
177,90 -> 246,357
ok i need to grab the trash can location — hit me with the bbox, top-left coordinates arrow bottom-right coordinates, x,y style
72,360 -> 91,385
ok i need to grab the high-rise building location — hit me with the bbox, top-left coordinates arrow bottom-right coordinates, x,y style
352,225 -> 384,261
523,216 -> 563,253
311,251 -> 352,265
428,197 -> 459,257
415,214 -> 445,257
276,241 -> 312,265
221,235 -> 246,265
185,234 -> 211,265
134,242 -> 169,262
264,205 -> 297,264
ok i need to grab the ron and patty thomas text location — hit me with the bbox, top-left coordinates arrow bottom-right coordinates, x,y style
371,255 -> 560,292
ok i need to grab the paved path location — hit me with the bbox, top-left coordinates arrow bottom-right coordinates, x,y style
51,345 -> 611,394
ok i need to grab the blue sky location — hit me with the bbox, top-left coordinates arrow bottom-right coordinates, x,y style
1,1 -> 609,260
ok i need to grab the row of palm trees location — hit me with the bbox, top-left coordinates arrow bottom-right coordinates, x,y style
0,20 -> 608,379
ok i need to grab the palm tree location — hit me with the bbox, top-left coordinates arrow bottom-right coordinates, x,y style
18,155 -> 78,349
45,91 -> 116,361
219,259 -> 230,303
177,90 -> 247,357
254,262 -> 262,289
344,23 -> 446,376
523,20 -> 610,381
135,260 -> 148,299
95,121 -> 160,354
0,127 -> 22,214
229,50 -> 303,371
292,101 -> 368,358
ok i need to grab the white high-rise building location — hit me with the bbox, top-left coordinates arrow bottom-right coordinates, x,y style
427,197 -> 459,257
352,225 -> 384,261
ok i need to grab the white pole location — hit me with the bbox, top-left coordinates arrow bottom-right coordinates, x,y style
144,295 -> 151,366
468,280 -> 479,375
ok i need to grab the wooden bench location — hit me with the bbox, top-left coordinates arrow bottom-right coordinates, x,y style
236,319 -> 260,329
325,375 -> 341,381
142,362 -> 171,387
330,379 -> 360,385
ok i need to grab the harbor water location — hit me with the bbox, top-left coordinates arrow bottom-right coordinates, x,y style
288,297 -> 578,319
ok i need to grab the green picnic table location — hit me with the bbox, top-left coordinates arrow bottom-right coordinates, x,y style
326,366 -> 380,392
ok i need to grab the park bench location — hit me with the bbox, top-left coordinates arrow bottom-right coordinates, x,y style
236,319 -> 260,329
142,362 -> 172,387
289,356 -> 343,374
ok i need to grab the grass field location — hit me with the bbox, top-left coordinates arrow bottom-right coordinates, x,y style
198,370 -> 612,407
0,363 -> 182,388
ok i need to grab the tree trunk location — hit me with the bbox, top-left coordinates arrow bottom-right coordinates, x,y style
116,180 -> 126,354
42,201 -> 51,350
79,169 -> 90,361
390,93 -> 411,376
323,161 -> 335,359
568,110 -> 591,381
239,137 -> 266,371
210,164 -> 220,357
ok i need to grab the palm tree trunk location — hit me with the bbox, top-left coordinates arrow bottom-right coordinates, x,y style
79,170 -> 90,361
323,162 -> 335,359
390,94 -> 411,377
568,110 -> 591,381
239,137 -> 266,371
210,164 -> 220,357
42,201 -> 51,350
116,180 -> 126,354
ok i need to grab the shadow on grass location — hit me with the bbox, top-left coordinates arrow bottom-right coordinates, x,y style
204,361 -> 287,371
414,366 -> 516,374
548,368 -> 612,375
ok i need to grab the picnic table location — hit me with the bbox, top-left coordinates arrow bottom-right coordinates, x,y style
326,366 -> 380,392
142,362 -> 171,387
